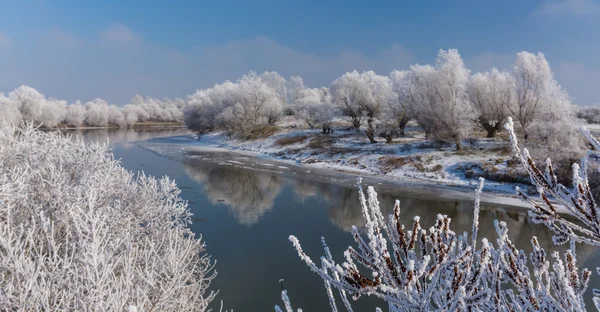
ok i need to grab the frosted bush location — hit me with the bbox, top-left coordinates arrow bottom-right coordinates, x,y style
0,122 -> 216,311
277,118 -> 600,311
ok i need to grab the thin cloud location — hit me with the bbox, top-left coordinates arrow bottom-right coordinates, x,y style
0,32 -> 11,47
536,0 -> 600,16
101,23 -> 142,45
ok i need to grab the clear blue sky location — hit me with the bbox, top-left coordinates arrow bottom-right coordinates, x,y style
0,0 -> 599,105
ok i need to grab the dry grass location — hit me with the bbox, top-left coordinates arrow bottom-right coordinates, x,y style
245,125 -> 280,140
379,156 -> 423,174
308,135 -> 335,149
274,135 -> 308,146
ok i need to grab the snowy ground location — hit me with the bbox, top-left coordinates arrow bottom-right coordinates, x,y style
180,122 -> 533,197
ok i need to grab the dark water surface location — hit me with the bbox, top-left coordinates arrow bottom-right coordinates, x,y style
70,128 -> 600,311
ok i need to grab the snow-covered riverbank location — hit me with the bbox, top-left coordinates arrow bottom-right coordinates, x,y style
150,125 -> 545,207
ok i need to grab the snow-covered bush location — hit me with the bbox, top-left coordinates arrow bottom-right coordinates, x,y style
0,122 -> 216,311
467,69 -> 513,138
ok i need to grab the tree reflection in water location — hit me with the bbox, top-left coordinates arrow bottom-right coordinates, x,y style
184,163 -> 284,225
184,159 -> 594,262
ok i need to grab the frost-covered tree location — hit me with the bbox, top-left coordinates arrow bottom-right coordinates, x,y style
287,76 -> 305,105
405,49 -> 474,149
64,101 -> 87,127
467,69 -> 513,138
331,71 -> 364,133
577,105 -> 600,124
509,52 -> 572,140
0,93 -> 21,123
292,86 -> 337,133
84,98 -> 111,127
0,122 -> 216,311
388,70 -> 412,136
331,71 -> 394,143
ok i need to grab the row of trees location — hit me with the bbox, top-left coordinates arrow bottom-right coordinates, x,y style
0,86 -> 185,128
183,49 -> 579,153
0,49 -> 581,159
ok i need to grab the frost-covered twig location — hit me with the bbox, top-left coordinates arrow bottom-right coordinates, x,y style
282,176 -> 591,311
506,116 -> 600,310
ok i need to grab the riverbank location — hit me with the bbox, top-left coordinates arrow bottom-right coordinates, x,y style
186,126 -> 531,186
132,126 -> 556,213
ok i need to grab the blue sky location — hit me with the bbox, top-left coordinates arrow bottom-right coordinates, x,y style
0,0 -> 599,105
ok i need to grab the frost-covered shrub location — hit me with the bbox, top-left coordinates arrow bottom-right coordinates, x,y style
0,122 -> 216,311
279,178 -> 592,311
277,118 -> 600,311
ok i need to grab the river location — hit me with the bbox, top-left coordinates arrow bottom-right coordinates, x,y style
67,127 -> 600,311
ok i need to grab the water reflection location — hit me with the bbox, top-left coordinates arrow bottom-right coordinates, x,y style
184,163 -> 285,225
184,158 -> 595,262
60,127 -> 191,145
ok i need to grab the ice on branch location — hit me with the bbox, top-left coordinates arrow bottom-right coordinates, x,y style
278,175 -> 593,311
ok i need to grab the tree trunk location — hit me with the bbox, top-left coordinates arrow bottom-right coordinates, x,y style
384,134 -> 393,143
486,128 -> 496,138
398,119 -> 409,136
352,118 -> 361,133
365,118 -> 377,144
455,136 -> 462,151
268,116 -> 277,126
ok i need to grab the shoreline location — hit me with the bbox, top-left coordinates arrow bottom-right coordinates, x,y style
182,144 -> 533,210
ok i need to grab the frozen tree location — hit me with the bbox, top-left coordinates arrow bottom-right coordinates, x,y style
287,76 -> 305,105
404,64 -> 440,139
467,69 -> 513,138
84,98 -> 110,127
509,52 -> 572,140
0,122 -> 216,311
432,49 -> 473,149
405,49 -> 474,149
8,85 -> 45,124
64,101 -> 87,127
6,86 -> 67,128
184,89 -> 221,135
292,86 -> 337,133
331,71 -> 364,133
577,105 -> 600,124
280,177 -> 592,311
331,71 -> 394,143
0,93 -> 21,123
388,70 -> 412,136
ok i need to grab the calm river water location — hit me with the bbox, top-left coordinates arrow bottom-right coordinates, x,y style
68,127 -> 600,311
